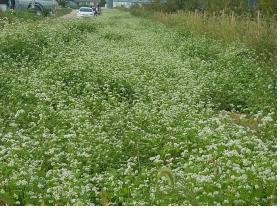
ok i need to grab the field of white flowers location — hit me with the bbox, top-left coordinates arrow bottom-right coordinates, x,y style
0,9 -> 276,205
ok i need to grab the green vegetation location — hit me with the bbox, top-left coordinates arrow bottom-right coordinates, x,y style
99,0 -> 107,7
0,7 -> 72,22
0,10 -> 44,23
54,7 -> 72,17
150,0 -> 277,16
130,4 -> 276,66
0,9 -> 276,205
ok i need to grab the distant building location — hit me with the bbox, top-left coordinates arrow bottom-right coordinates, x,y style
106,0 -> 152,8
105,0 -> 259,10
74,0 -> 100,6
106,0 -> 113,8
114,0 -> 151,8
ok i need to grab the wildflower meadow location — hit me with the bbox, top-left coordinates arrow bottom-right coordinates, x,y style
0,9 -> 276,205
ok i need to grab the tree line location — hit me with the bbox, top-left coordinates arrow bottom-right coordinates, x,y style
149,0 -> 276,16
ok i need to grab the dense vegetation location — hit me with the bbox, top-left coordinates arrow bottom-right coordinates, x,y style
54,7 -> 73,17
131,1 -> 276,65
0,8 -> 72,21
0,10 -> 44,22
0,9 -> 276,205
150,0 -> 277,15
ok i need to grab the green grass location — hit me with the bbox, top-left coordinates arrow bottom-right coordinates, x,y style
0,9 -> 276,205
0,10 -> 44,24
0,7 -> 72,24
54,7 -> 72,17
130,7 -> 277,68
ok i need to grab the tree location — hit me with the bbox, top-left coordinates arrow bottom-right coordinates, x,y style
146,0 -> 276,15
57,0 -> 67,7
99,0 -> 106,7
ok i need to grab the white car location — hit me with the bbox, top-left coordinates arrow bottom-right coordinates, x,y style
77,7 -> 94,17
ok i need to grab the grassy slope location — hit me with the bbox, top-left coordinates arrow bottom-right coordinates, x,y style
0,9 -> 276,205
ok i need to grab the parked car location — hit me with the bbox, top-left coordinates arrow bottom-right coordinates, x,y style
6,0 -> 57,15
77,7 -> 93,17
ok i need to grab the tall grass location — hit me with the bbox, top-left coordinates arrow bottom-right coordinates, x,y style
0,7 -> 72,22
0,10 -> 44,23
130,8 -> 276,66
54,7 -> 73,17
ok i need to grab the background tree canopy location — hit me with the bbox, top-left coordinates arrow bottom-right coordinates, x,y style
150,0 -> 276,15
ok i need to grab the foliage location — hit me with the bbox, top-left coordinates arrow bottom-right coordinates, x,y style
0,10 -> 43,24
99,0 -> 107,7
152,0 -> 276,15
57,0 -> 67,7
0,9 -> 276,205
130,6 -> 276,68
54,7 -> 72,17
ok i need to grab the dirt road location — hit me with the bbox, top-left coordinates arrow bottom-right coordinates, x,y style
59,9 -> 78,19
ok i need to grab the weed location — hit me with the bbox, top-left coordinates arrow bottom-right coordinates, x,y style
158,166 -> 175,189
